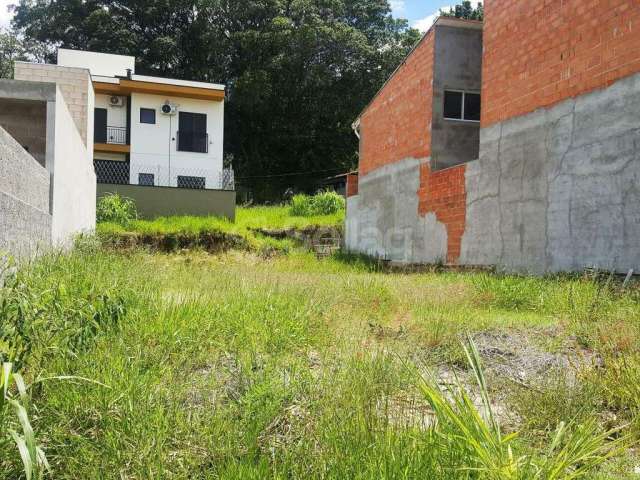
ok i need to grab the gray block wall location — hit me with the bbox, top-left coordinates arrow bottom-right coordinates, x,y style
0,127 -> 51,258
461,72 -> 640,273
345,157 -> 448,263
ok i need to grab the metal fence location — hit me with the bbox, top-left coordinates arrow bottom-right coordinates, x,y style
106,126 -> 127,145
94,160 -> 234,191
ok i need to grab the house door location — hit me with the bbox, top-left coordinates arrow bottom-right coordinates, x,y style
94,108 -> 107,143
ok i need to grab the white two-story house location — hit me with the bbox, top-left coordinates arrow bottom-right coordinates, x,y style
56,49 -> 230,190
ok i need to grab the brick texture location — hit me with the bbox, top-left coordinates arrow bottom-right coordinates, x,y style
418,164 -> 467,264
14,62 -> 92,145
346,173 -> 358,197
482,0 -> 640,126
357,26 -> 469,264
359,30 -> 435,176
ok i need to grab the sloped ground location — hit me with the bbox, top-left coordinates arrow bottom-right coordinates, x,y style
2,246 -> 640,478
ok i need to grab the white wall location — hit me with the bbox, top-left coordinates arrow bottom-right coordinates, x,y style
129,93 -> 224,188
51,87 -> 96,245
95,93 -> 128,129
57,49 -> 135,77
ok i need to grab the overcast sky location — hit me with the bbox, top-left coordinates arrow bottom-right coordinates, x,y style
0,0 -> 463,32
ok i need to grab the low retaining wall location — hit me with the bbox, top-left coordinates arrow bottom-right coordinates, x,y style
97,184 -> 236,220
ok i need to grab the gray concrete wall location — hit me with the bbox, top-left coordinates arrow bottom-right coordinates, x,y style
431,25 -> 482,171
0,79 -> 57,169
344,157 -> 448,263
461,71 -> 640,273
0,126 -> 51,258
97,184 -> 236,221
0,99 -> 47,166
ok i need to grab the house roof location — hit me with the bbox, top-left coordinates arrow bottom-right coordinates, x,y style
92,75 -> 225,102
352,16 -> 483,129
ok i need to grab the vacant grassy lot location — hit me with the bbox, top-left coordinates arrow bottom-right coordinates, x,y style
97,206 -> 344,252
2,236 -> 640,478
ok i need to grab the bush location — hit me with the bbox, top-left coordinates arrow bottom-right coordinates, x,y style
97,193 -> 137,225
290,191 -> 345,217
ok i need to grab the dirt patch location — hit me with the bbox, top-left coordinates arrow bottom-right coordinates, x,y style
101,231 -> 248,253
471,329 -> 601,385
251,225 -> 342,250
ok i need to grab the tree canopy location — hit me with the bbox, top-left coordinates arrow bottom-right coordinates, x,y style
440,1 -> 484,21
12,0 -> 421,201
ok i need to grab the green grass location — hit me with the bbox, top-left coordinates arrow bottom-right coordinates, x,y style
97,206 -> 344,235
1,243 -> 639,478
97,206 -> 345,253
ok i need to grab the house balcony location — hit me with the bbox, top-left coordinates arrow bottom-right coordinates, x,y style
94,126 -> 130,154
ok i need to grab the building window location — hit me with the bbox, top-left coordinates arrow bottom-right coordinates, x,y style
140,108 -> 156,124
177,175 -> 206,189
443,90 -> 481,122
177,112 -> 208,153
138,173 -> 155,186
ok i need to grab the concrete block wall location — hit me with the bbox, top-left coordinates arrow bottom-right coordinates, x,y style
0,126 -> 51,258
348,1 -> 640,273
0,99 -> 47,166
14,62 -> 93,148
347,21 -> 476,264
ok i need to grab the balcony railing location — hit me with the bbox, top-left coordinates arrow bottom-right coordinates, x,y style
106,126 -> 127,145
177,131 -> 208,153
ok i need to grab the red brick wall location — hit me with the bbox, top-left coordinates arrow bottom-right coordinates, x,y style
359,31 -> 435,176
346,173 -> 358,197
418,164 -> 467,264
482,0 -> 640,127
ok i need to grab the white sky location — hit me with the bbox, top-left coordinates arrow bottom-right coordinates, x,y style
0,0 -> 13,28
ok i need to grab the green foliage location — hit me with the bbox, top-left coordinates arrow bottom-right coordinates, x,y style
96,193 -> 137,226
415,336 -> 627,480
0,250 -> 129,369
0,28 -> 48,79
1,244 -> 638,476
97,206 -> 344,253
290,191 -> 346,217
12,1 -> 422,201
440,1 -> 485,21
1,362 -> 49,480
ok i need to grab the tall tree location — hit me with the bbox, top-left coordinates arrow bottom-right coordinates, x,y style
440,2 -> 484,21
12,0 -> 420,201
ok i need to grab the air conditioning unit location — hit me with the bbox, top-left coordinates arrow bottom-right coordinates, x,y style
161,102 -> 178,116
109,95 -> 125,108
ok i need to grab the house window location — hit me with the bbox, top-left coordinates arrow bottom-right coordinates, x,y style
177,112 -> 208,153
140,108 -> 156,124
138,173 -> 155,186
177,175 -> 206,189
443,90 -> 481,122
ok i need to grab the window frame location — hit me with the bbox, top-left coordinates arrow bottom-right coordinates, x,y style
138,173 -> 155,186
443,90 -> 481,123
139,108 -> 157,125
177,175 -> 206,190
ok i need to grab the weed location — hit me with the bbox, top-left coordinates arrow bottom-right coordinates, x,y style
290,191 -> 345,217
96,193 -> 137,226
